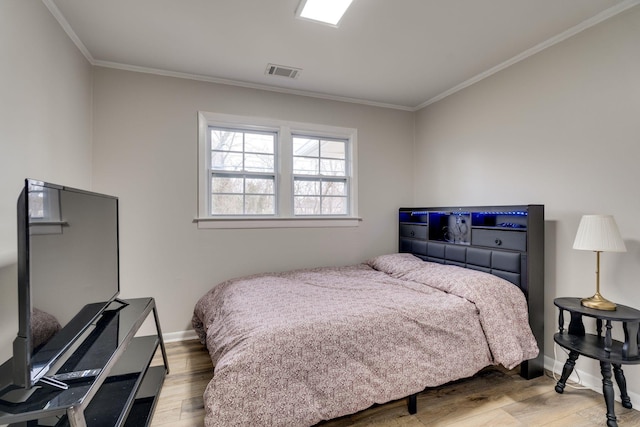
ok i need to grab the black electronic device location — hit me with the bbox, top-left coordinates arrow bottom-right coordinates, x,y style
5,179 -> 120,390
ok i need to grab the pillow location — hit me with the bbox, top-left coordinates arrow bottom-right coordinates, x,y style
366,253 -> 426,276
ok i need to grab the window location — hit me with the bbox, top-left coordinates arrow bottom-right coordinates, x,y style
209,128 -> 276,215
293,136 -> 348,215
197,112 -> 359,228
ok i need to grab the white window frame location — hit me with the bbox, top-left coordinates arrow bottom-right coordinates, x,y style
196,112 -> 360,229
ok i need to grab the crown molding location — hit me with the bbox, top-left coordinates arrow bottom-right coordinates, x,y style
43,0 -> 640,112
415,0 -> 640,110
92,60 -> 415,111
41,0 -> 94,63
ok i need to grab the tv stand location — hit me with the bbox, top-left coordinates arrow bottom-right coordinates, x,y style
0,298 -> 168,427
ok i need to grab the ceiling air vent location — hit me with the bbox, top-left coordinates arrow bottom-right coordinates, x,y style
266,63 -> 302,79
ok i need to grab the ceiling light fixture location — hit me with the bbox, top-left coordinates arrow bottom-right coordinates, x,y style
295,0 -> 354,27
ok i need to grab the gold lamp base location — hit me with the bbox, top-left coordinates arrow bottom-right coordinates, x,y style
581,292 -> 617,311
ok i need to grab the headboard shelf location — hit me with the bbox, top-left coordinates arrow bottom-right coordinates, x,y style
399,204 -> 544,379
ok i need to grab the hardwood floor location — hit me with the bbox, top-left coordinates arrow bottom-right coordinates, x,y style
150,340 -> 640,426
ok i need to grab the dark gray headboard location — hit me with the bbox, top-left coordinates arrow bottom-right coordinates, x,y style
409,241 -> 524,290
398,205 -> 544,379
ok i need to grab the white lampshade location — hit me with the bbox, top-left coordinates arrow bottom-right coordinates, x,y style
573,215 -> 626,252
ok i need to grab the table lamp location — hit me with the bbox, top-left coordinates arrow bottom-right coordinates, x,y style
573,214 -> 626,311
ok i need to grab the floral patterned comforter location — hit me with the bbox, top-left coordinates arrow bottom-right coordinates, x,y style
192,253 -> 538,427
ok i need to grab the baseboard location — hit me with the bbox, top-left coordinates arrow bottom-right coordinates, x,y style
163,329 -> 198,343
544,351 -> 640,406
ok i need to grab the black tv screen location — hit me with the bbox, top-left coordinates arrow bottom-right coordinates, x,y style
10,179 -> 120,389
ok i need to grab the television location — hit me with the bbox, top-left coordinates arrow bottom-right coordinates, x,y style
4,179 -> 120,390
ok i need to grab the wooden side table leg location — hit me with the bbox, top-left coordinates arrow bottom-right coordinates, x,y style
612,364 -> 632,409
555,350 -> 579,394
600,361 -> 618,427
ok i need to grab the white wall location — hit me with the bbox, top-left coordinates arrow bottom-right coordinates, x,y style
0,0 -> 92,362
414,5 -> 640,401
91,68 -> 415,335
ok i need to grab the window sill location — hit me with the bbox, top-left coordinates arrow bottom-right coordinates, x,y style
194,216 -> 362,229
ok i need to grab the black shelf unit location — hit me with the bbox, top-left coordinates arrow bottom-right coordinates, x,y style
0,298 -> 168,427
399,205 -> 545,379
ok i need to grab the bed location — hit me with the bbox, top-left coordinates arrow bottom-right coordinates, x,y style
192,205 -> 544,426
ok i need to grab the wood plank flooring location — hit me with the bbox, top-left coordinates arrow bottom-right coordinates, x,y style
150,340 -> 640,426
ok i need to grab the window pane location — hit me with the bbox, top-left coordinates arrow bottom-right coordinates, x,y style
211,130 -> 243,152
294,179 -> 320,196
211,176 -> 243,193
293,137 -> 319,156
294,196 -> 321,215
322,180 -> 346,196
245,153 -> 274,172
322,197 -> 347,215
321,140 -> 345,159
293,157 -> 318,175
245,133 -> 274,154
246,178 -> 274,195
320,159 -> 345,176
211,194 -> 243,215
245,195 -> 275,215
212,151 -> 243,171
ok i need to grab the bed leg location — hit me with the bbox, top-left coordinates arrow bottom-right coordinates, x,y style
407,393 -> 417,414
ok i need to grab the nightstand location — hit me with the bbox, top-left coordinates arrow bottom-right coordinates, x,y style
553,297 -> 640,427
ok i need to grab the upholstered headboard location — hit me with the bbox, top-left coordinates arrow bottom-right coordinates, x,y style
411,241 -> 524,287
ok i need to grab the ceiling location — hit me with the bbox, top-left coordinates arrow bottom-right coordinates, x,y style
46,0 -> 638,111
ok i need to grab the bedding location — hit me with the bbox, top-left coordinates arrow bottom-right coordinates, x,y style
192,253 -> 539,427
